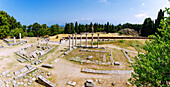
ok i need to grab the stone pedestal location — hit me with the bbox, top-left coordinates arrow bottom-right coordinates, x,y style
91,33 -> 93,48
97,34 -> 99,48
80,33 -> 82,47
86,33 -> 88,47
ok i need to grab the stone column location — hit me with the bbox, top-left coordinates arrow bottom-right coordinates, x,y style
97,34 -> 99,48
75,33 -> 77,47
72,34 -> 74,48
80,33 -> 82,47
91,33 -> 93,48
86,33 -> 88,47
14,37 -> 16,43
19,33 -> 21,41
69,35 -> 71,51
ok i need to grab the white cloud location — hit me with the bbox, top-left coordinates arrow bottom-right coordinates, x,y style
142,3 -> 145,6
135,13 -> 147,19
100,0 -> 107,3
99,0 -> 109,4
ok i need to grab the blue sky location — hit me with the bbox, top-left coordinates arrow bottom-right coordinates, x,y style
0,0 -> 169,26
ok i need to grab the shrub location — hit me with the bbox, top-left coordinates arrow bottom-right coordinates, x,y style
28,32 -> 34,37
119,40 -> 124,43
119,31 -> 124,35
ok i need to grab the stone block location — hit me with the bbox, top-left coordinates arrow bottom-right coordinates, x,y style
67,81 -> 76,86
1,70 -> 10,76
114,62 -> 120,65
0,78 -> 5,87
42,64 -> 53,68
25,65 -> 33,70
19,67 -> 28,73
38,75 -> 56,87
14,71 -> 20,75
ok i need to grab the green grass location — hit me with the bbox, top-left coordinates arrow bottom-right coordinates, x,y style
93,40 -> 145,52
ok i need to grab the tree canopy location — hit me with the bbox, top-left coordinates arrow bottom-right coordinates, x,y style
129,8 -> 170,87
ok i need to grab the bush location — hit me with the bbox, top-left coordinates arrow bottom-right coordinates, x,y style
119,31 -> 124,35
119,40 -> 124,43
28,32 -> 34,37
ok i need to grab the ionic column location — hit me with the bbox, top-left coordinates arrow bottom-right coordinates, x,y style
86,33 -> 88,47
80,33 -> 82,47
19,33 -> 21,41
91,33 -> 93,48
72,34 -> 74,48
14,37 -> 16,43
97,33 -> 99,48
75,33 -> 77,46
69,35 -> 71,51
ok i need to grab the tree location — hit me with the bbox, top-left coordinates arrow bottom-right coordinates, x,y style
75,21 -> 79,33
155,9 -> 164,33
129,8 -> 170,87
106,22 -> 110,33
32,22 -> 41,37
89,22 -> 93,32
71,22 -> 74,33
141,18 -> 155,36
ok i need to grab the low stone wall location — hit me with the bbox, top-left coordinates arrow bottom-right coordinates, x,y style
63,36 -> 154,40
41,47 -> 55,56
70,58 -> 113,65
15,52 -> 30,61
38,75 -> 56,87
14,67 -> 38,80
81,68 -> 134,74
3,39 -> 28,46
121,49 -> 133,63
79,49 -> 107,53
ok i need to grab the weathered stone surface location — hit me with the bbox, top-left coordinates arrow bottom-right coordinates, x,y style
14,74 -> 25,80
79,49 -> 107,53
85,80 -> 95,87
0,78 -> 5,87
38,75 -> 56,87
25,65 -> 33,70
112,82 -> 116,86
14,67 -> 38,80
87,56 -> 92,60
19,67 -> 28,73
0,57 -> 3,59
126,82 -> 130,85
67,81 -> 76,86
25,67 -> 38,75
103,55 -> 106,62
17,58 -> 27,63
81,68 -> 134,74
6,74 -> 11,78
1,70 -> 10,76
42,64 -> 53,68
42,46 -> 46,50
121,49 -> 133,63
114,62 -> 120,65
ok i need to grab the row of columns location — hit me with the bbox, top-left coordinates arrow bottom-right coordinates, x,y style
69,33 -> 100,51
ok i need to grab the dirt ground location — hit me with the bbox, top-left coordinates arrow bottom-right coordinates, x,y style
0,36 -> 143,87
